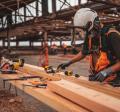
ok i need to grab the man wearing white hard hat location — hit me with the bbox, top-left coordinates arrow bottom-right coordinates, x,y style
58,8 -> 120,85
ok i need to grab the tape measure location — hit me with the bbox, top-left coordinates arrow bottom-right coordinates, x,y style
64,71 -> 80,78
64,71 -> 73,76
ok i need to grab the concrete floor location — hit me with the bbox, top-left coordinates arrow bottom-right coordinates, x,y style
21,54 -> 89,77
0,78 -> 56,112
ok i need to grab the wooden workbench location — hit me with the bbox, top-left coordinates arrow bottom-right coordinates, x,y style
0,64 -> 120,112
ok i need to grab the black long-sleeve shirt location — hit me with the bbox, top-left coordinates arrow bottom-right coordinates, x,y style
82,30 -> 120,61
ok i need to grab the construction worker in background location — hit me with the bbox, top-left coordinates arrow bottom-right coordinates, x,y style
50,43 -> 57,55
58,8 -> 120,84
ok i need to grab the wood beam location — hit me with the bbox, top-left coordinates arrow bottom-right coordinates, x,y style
0,74 -> 85,112
19,64 -> 61,81
48,80 -> 120,112
62,75 -> 120,99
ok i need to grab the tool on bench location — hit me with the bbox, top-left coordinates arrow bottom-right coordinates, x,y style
44,65 -> 62,76
0,57 -> 24,74
3,75 -> 46,95
23,80 -> 47,89
44,66 -> 56,74
64,71 -> 80,78
44,66 -> 80,78
3,75 -> 42,88
23,84 -> 47,88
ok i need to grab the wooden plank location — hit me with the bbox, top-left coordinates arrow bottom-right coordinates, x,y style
0,74 -> 88,112
19,64 -> 61,81
48,79 -> 120,112
62,75 -> 120,99
20,64 -> 120,98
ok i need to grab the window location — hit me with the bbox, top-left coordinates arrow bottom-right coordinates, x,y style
56,0 -> 68,11
12,11 -> 16,24
48,0 -> 52,13
56,0 -> 80,11
81,0 -> 87,4
3,16 -> 7,28
33,42 -> 41,46
10,42 -> 16,46
0,41 -> 2,46
26,2 -> 35,20
19,41 -> 29,46
38,0 -> 42,16
16,7 -> 24,23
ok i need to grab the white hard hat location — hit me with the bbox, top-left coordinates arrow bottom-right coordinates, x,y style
74,8 -> 98,31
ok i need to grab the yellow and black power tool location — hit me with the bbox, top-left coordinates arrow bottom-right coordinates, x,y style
0,58 -> 24,74
44,66 -> 56,74
64,70 -> 80,78
44,65 -> 80,78
12,59 -> 24,70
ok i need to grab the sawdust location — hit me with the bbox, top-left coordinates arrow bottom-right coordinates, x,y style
0,89 -> 35,112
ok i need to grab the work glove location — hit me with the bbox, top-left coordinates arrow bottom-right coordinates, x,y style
93,68 -> 113,82
57,61 -> 72,70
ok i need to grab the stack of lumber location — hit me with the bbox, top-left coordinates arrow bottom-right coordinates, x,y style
0,64 -> 119,112
0,74 -> 86,112
48,79 -> 120,112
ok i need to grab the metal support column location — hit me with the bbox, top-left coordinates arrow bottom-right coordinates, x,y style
15,10 -> 17,24
16,41 -> 19,47
29,41 -> 32,47
6,12 -> 12,51
52,0 -> 56,13
60,39 -> 62,47
78,0 -> 81,5
1,17 -> 4,28
24,6 -> 26,21
39,30 -> 48,67
36,0 -> 39,17
50,39 -> 52,46
42,0 -> 49,16
6,27 -> 10,50
43,30 -> 48,66
71,28 -> 76,46
2,39 -> 5,47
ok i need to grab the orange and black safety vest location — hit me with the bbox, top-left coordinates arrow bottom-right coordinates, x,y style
89,28 -> 120,74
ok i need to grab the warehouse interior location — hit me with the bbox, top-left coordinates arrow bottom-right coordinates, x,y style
0,0 -> 120,112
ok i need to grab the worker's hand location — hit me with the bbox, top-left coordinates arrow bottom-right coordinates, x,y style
57,61 -> 72,70
94,68 -> 113,82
